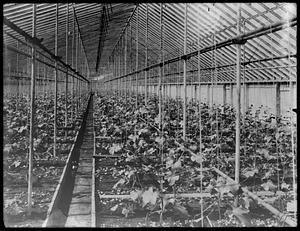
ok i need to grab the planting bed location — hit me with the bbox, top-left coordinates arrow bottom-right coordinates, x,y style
93,91 -> 296,227
3,92 -> 90,227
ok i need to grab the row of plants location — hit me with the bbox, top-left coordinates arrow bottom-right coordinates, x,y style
93,90 -> 296,227
3,92 -> 90,226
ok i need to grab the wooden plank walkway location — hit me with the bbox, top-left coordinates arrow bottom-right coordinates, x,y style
65,101 -> 94,227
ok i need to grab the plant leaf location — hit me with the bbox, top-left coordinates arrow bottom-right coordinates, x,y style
113,178 -> 126,189
122,207 -> 130,217
130,190 -> 142,201
142,187 -> 158,207
110,204 -> 119,212
168,175 -> 179,186
243,168 -> 258,178
173,204 -> 189,218
172,159 -> 182,169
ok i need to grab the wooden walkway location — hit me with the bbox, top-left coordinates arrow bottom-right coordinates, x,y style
65,100 -> 94,227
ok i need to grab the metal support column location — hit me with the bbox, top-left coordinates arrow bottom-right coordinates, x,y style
65,3 -> 69,132
124,28 -> 127,99
223,84 -> 227,105
135,6 -> 139,107
144,4 -> 148,106
275,83 -> 281,118
54,4 -> 59,158
158,4 -> 163,131
130,24 -> 132,98
28,3 -> 36,215
71,7 -> 75,123
183,3 -> 187,140
234,3 -> 242,206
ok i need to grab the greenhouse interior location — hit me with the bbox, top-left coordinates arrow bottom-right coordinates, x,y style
3,3 -> 297,227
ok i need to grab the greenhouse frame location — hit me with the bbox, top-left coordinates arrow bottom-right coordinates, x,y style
3,3 -> 297,228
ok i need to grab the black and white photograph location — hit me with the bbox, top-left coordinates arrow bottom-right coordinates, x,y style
3,2 -> 297,227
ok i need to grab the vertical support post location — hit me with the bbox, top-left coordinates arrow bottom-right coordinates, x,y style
197,16 -> 204,226
28,3 -> 36,215
287,18 -> 296,220
207,84 -> 210,104
71,7 -> 75,123
43,57 -> 46,98
183,3 -> 187,140
119,42 -> 121,95
54,4 -> 59,158
242,19 -> 246,126
234,3 -> 242,207
130,24 -> 132,98
245,83 -> 249,112
275,83 -> 280,118
65,3 -> 69,133
144,3 -> 148,106
75,12 -> 78,116
124,28 -> 127,99
16,41 -> 19,97
16,41 -> 19,75
158,4 -> 163,131
211,34 -> 215,107
158,3 -> 164,203
223,84 -> 227,105
230,83 -> 234,106
36,54 -> 39,94
135,6 -> 139,108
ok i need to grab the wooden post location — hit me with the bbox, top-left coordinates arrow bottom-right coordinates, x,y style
28,3 -> 36,215
183,3 -> 187,140
144,4 -> 148,106
234,3 -> 242,207
54,3 -> 58,158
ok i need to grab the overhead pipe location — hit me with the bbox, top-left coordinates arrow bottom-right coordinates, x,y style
105,16 -> 297,83
4,44 -> 85,81
3,16 -> 89,83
